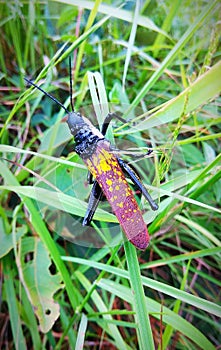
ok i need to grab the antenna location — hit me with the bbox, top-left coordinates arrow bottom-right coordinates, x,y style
69,56 -> 75,112
24,77 -> 69,114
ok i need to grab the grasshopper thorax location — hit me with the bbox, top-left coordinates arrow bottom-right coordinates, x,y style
66,111 -> 105,159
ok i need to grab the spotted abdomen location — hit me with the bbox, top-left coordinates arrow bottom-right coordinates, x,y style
84,139 -> 150,250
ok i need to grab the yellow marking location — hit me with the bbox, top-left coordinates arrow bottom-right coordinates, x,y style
113,163 -> 118,168
133,209 -> 137,213
100,161 -> 111,172
90,151 -> 112,174
109,187 -> 113,192
106,179 -> 113,186
115,185 -> 120,190
95,165 -> 101,175
114,195 -> 118,200
95,159 -> 111,174
117,202 -> 123,208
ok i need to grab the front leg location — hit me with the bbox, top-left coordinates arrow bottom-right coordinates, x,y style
101,112 -> 126,136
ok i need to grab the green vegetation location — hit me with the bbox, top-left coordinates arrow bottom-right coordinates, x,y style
0,1 -> 220,349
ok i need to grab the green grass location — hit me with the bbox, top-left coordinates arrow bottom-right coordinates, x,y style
0,1 -> 221,349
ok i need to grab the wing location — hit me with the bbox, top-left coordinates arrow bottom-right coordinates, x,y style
84,139 -> 150,250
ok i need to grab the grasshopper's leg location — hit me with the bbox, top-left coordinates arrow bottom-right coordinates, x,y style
102,112 -> 153,161
101,112 -> 126,135
82,181 -> 104,226
117,157 -> 158,211
87,171 -> 93,185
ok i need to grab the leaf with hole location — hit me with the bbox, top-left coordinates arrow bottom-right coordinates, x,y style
18,236 -> 63,333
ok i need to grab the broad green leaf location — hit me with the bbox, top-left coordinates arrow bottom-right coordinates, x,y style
18,237 -> 63,333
